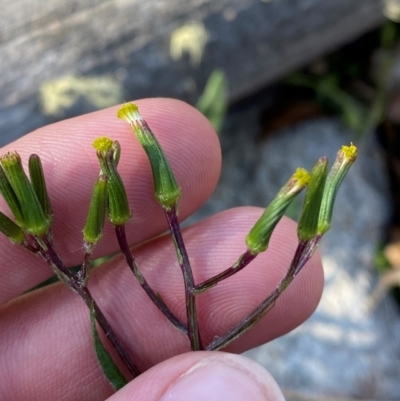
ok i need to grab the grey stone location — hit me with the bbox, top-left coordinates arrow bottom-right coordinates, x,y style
1,0 -> 384,145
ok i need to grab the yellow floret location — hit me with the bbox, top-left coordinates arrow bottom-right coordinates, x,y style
341,143 -> 357,161
117,103 -> 140,122
93,136 -> 113,151
293,167 -> 311,186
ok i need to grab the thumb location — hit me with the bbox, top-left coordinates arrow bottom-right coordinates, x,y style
106,351 -> 285,401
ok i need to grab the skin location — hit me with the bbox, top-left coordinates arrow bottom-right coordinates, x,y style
0,98 -> 324,400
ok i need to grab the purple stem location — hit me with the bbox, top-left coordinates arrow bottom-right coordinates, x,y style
34,236 -> 140,378
194,250 -> 257,294
164,207 -> 202,351
206,237 -> 321,351
79,245 -> 93,285
114,224 -> 188,335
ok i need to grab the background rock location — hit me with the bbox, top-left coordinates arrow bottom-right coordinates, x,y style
1,0 -> 385,145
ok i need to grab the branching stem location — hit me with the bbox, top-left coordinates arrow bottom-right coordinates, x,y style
31,236 -> 140,379
115,224 -> 188,335
164,207 -> 202,351
194,250 -> 257,294
205,237 -> 321,351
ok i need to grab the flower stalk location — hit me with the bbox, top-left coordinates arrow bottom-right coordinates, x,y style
164,206 -> 202,350
115,224 -> 188,335
118,104 -> 202,350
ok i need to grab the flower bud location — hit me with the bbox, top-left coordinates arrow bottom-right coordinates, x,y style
318,144 -> 357,235
93,136 -> 114,174
0,164 -> 24,227
297,157 -> 328,241
246,168 -> 310,254
117,103 -> 182,210
93,138 -> 131,225
0,211 -> 24,244
0,152 -> 50,236
83,175 -> 108,245
29,154 -> 52,222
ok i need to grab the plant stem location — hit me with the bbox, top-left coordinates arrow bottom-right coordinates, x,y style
114,224 -> 188,335
164,207 -> 202,351
33,236 -> 140,378
80,244 -> 93,286
205,237 -> 321,351
193,250 -> 257,294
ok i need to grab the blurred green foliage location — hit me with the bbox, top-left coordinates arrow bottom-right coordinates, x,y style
286,21 -> 400,137
196,69 -> 228,133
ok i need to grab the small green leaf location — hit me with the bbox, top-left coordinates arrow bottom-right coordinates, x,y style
90,301 -> 128,390
196,69 -> 228,133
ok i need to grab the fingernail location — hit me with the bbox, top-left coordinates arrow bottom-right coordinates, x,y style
160,354 -> 285,401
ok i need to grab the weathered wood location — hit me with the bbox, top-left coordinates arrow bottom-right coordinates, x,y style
1,0 -> 385,145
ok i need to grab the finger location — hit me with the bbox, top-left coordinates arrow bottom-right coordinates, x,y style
0,98 -> 221,303
107,352 -> 284,401
0,208 -> 323,400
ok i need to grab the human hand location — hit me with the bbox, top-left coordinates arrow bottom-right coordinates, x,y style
0,99 -> 323,400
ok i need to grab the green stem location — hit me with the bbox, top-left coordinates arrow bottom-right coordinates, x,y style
164,207 -> 202,351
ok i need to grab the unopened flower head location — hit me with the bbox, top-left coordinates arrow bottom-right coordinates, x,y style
93,137 -> 131,226
0,211 -> 25,244
318,143 -> 357,235
29,154 -> 52,223
118,103 -> 182,210
93,137 -> 121,172
297,157 -> 328,242
246,168 -> 310,254
0,163 -> 24,227
83,174 -> 108,245
0,152 -> 50,236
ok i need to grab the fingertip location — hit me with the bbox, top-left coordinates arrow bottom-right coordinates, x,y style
107,352 -> 284,401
